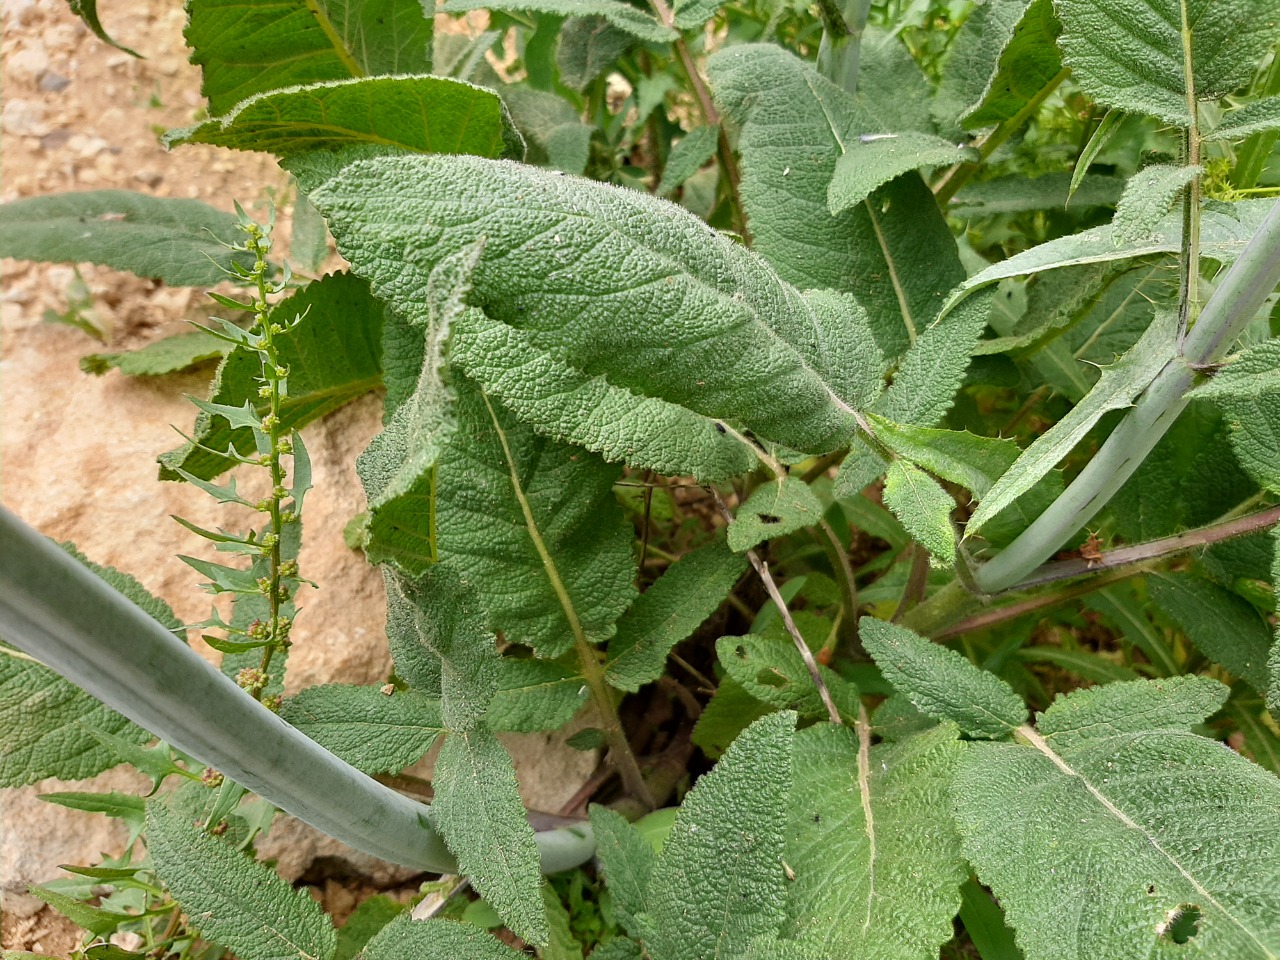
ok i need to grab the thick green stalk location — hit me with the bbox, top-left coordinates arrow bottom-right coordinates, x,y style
972,199 -> 1280,593
817,0 -> 871,94
0,507 -> 596,875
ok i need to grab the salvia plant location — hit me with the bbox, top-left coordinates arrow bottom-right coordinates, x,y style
4,0 -> 1280,958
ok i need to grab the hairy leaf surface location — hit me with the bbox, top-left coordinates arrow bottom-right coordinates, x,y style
1113,165 -> 1202,244
0,191 -> 255,286
728,478 -> 826,553
860,618 -> 1027,737
657,125 -> 721,196
828,134 -> 975,215
716,635 -> 857,721
441,0 -> 674,42
312,154 -> 870,453
1208,97 -> 1280,141
361,915 -> 527,959
1036,675 -> 1229,749
486,660 -> 587,732
882,461 -> 956,566
146,801 -> 336,960
785,723 -> 966,960
279,684 -> 444,774
590,805 -> 656,939
867,417 -> 1020,498
644,712 -> 796,960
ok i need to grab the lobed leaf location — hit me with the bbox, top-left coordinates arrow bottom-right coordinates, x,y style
860,618 -> 1027,738
279,684 -> 444,775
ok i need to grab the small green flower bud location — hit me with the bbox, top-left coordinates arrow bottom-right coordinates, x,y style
200,767 -> 224,788
247,619 -> 270,641
235,667 -> 267,691
260,413 -> 279,431
276,436 -> 293,455
257,576 -> 272,595
274,364 -> 288,378
255,498 -> 273,512
258,385 -> 271,399
279,560 -> 298,579
261,694 -> 283,712
273,485 -> 288,500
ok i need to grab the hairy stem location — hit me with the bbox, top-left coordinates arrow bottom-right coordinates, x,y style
816,0 -> 871,94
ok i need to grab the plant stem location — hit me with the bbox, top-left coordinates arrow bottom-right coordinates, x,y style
816,0 -> 871,95
1176,7 -> 1203,346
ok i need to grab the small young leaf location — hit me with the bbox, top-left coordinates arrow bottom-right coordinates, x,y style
430,727 -> 548,946
882,461 -> 956,566
589,805 -> 656,939
859,618 -> 1028,738
81,330 -> 231,377
645,711 -> 796,960
28,887 -> 125,938
606,538 -> 748,692
40,791 -> 147,831
0,191 -> 254,286
657,125 -> 721,196
556,16 -> 635,92
1113,164 -> 1202,244
727,478 -> 826,553
716,635 -> 857,721
1036,676 -> 1230,750
828,133 -> 975,215
146,800 -> 337,960
279,684 -> 444,775
1208,97 -> 1280,141
866,416 -> 1021,498
540,885 -> 585,960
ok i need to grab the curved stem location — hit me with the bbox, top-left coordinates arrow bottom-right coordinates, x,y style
0,506 -> 597,875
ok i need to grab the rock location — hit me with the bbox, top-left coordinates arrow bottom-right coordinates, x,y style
1,99 -> 49,136
38,71 -> 71,92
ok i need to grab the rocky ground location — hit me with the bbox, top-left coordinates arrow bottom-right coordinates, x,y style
0,0 -> 591,952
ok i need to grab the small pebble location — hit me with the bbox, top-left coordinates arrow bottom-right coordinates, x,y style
37,71 -> 70,92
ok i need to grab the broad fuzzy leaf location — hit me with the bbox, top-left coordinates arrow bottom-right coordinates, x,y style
866,417 -> 1021,498
657,125 -> 721,196
1036,675 -> 1230,749
882,461 -> 956,566
81,330 -> 230,377
716,635 -> 857,721
160,272 -> 384,482
556,16 -> 635,92
168,76 -> 524,162
728,478 -> 826,553
936,0 -> 1062,130
186,0 -> 433,115
1055,0 -> 1280,126
360,915 -> 528,959
606,538 -> 748,692
452,311 -> 759,482
1272,526 -> 1280,715
966,310 -> 1177,535
431,727 -> 548,946
146,801 -> 336,960
828,133 -> 975,215
589,805 -> 656,939
486,660 -> 587,732
708,44 -> 966,362
1189,340 -> 1280,493
0,191 -> 254,286
1209,97 -> 1280,141
860,618 -> 1027,738
500,85 -> 592,176
954,706 -> 1280,959
1113,165 -> 1202,244
644,711 -> 796,960
949,172 -> 1124,216
785,723 -> 966,960
312,154 -> 870,454
279,684 -> 444,775
442,0 -> 674,42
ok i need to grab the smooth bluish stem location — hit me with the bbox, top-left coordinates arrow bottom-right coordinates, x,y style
817,0 -> 871,93
973,199 -> 1280,594
0,507 -> 596,875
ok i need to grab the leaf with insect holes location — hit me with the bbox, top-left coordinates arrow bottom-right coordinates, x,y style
785,723 -> 967,960
0,191 -> 256,286
431,726 -> 548,946
644,711 -> 796,960
1055,0 -> 1280,126
185,0 -> 435,115
728,478 -> 826,553
311,154 -> 874,456
168,76 -> 524,163
606,537 -> 748,692
279,684 -> 444,775
954,681 -> 1280,960
860,618 -> 1028,738
146,800 -> 337,960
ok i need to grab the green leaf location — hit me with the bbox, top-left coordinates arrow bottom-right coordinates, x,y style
431,727 -> 548,946
0,191 -> 255,286
1147,571 -> 1272,694
311,154 -> 868,455
785,723 -> 966,960
727,478 -> 826,553
709,45 -> 966,362
1036,675 -> 1230,750
451,311 -> 759,483
606,538 -> 748,692
657,125 -> 721,196
1055,0 -> 1280,126
866,417 -> 1021,498
1209,97 -> 1280,141
29,887 -> 126,938
1189,340 -> 1280,493
1189,340 -> 1280,402
556,16 -> 635,92
645,711 -> 796,960
949,172 -> 1124,217
540,885 -> 585,960
589,805 -> 656,939
333,895 -> 404,960
66,0 -> 140,56
81,330 -> 231,377
501,85 -> 591,175
442,0 -> 674,42
859,618 -> 1028,738
168,76 -> 524,163
882,461 -> 956,566
1272,525 -> 1280,716
279,684 -> 443,775
361,916 -> 528,959
160,272 -> 384,482
486,660 -> 588,732
40,791 -> 147,830
146,800 -> 336,960
935,0 -> 1062,130
1113,164 -> 1203,244
672,0 -> 720,28
954,713 -> 1280,960
958,878 -> 1024,960
828,133 -> 975,215
966,310 -> 1178,536
185,0 -> 433,115
715,635 -> 857,721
